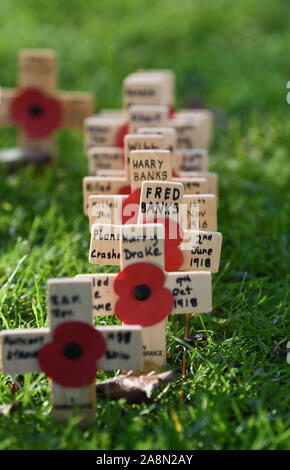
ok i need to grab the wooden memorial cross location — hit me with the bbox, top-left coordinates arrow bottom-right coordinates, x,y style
89,180 -> 222,274
128,105 -> 169,133
80,223 -> 212,374
0,278 -> 142,421
123,70 -> 175,109
0,49 -> 94,166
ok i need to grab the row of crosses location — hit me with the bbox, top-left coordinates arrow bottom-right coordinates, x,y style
0,64 -> 222,423
81,70 -> 222,391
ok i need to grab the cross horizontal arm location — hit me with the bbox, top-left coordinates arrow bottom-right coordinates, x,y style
0,88 -> 17,126
97,325 -> 143,371
75,273 -> 118,315
0,328 -> 50,374
164,271 -> 212,314
58,91 -> 94,129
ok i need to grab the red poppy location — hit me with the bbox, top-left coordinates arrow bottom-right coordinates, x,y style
38,321 -> 106,388
121,187 -> 141,224
10,88 -> 63,138
114,262 -> 174,327
168,105 -> 176,119
153,217 -> 184,272
115,122 -> 129,148
118,185 -> 131,196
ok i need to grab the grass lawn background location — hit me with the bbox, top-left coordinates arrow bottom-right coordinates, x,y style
0,0 -> 289,450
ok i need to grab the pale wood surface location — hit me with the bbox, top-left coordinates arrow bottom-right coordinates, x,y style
180,230 -> 222,273
184,194 -> 218,231
137,127 -> 177,156
58,91 -> 94,129
120,223 -> 165,270
75,273 -> 118,316
179,171 -> 218,196
0,88 -> 16,126
124,133 -> 165,179
47,278 -> 93,331
89,223 -> 121,266
128,105 -> 168,133
84,115 -> 127,150
96,169 -> 126,177
129,149 -> 172,192
51,382 -> 96,422
165,271 -> 212,314
0,328 -> 50,374
123,74 -> 166,108
83,176 -> 128,214
87,147 -> 123,174
174,176 -> 208,194
19,131 -> 55,154
18,49 -> 57,94
138,180 -> 184,224
88,194 -> 125,229
174,148 -> 208,173
97,325 -> 143,371
175,109 -> 213,148
134,70 -> 175,107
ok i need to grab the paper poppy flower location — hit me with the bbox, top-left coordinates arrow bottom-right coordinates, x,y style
118,185 -> 131,196
121,187 -> 141,224
115,122 -> 129,148
114,262 -> 174,327
38,321 -> 106,388
168,105 -> 176,119
154,217 -> 184,272
10,88 -> 63,138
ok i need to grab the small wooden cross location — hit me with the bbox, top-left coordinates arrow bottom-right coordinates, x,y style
79,223 -> 212,374
123,70 -> 175,109
0,49 -> 94,166
0,278 -> 143,421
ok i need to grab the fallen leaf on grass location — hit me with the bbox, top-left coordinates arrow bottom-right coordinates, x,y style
96,370 -> 176,402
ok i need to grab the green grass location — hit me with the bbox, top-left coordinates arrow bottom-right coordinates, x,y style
0,0 -> 289,450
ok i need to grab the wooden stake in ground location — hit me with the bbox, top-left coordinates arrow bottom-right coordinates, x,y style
0,49 -> 94,167
80,223 -> 212,374
0,278 -> 143,421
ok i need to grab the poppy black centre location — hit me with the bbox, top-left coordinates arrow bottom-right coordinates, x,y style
29,104 -> 44,117
64,342 -> 83,360
134,284 -> 151,301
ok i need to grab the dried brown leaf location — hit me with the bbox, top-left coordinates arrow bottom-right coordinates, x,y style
96,370 -> 176,402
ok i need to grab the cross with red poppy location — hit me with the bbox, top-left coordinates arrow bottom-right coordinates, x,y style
0,278 -> 143,421
80,223 -> 212,374
89,180 -> 222,274
0,49 -> 94,166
